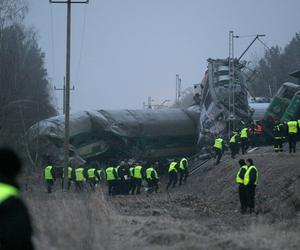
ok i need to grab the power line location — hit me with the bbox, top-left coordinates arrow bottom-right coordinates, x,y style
49,5 -> 56,83
75,4 -> 88,86
257,37 -> 271,50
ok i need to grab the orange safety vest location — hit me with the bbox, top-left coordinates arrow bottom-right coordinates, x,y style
254,124 -> 263,135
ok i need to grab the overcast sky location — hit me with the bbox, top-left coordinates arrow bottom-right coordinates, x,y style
26,0 -> 300,113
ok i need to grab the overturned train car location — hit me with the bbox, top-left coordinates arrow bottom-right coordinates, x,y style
196,58 -> 252,147
27,108 -> 199,165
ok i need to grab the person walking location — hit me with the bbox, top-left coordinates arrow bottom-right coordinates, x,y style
0,147 -> 34,250
244,158 -> 258,214
74,166 -> 85,192
131,164 -> 143,195
146,164 -> 159,193
44,164 -> 55,193
105,165 -> 118,195
287,118 -> 298,153
87,167 -> 97,191
61,166 -> 72,190
235,159 -> 248,214
166,160 -> 178,190
273,120 -> 285,152
213,136 -> 224,165
179,157 -> 188,185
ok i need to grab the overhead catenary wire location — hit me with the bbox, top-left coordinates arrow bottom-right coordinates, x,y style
49,4 -> 60,112
50,5 -> 56,85
257,37 -> 271,50
75,3 -> 88,86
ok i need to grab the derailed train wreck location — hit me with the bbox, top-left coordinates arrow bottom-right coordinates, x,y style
197,58 -> 252,147
27,58 -> 252,165
28,108 -> 199,165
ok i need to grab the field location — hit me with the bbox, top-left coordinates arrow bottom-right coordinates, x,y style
23,146 -> 300,250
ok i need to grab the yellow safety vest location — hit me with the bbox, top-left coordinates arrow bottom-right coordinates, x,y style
236,165 -> 248,184
213,138 -> 223,149
106,167 -> 116,181
244,165 -> 258,186
0,182 -> 19,204
146,167 -> 154,180
134,165 -> 143,179
288,121 -> 298,133
179,158 -> 188,170
62,167 -> 72,179
240,128 -> 248,138
88,168 -> 96,178
230,134 -> 237,143
45,165 -> 53,180
168,162 -> 178,173
129,167 -> 134,177
75,168 -> 84,181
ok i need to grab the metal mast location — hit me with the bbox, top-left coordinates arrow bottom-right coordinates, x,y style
228,31 -> 235,136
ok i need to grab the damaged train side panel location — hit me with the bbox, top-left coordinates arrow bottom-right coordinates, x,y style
28,108 -> 198,165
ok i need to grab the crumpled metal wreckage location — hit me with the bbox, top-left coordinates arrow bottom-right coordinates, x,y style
28,108 -> 199,165
28,59 -> 254,165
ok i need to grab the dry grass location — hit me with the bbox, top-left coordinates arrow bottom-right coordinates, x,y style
25,186 -> 114,250
219,221 -> 300,250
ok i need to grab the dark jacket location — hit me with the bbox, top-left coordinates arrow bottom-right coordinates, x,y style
0,179 -> 34,250
248,167 -> 257,186
238,167 -> 247,181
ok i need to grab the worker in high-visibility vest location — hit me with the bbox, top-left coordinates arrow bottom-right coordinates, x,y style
87,167 -> 98,191
0,148 -> 34,249
213,136 -> 224,165
122,161 -> 132,195
179,157 -> 188,185
129,162 -> 135,194
240,127 -> 249,155
235,159 -> 248,214
75,166 -> 85,192
273,120 -> 285,152
146,164 -> 159,193
95,168 -> 103,184
166,160 -> 178,190
229,131 -> 239,159
61,166 -> 73,190
44,164 -> 55,193
245,158 -> 258,214
116,161 -> 129,195
105,165 -> 118,195
287,118 -> 298,153
131,163 -> 144,195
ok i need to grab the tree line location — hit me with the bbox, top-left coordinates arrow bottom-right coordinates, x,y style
251,32 -> 300,97
0,0 -> 57,153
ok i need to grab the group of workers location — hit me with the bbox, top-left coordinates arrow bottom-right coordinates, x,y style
212,117 -> 300,166
213,124 -> 253,165
44,157 -> 189,195
235,158 -> 258,214
273,117 -> 300,153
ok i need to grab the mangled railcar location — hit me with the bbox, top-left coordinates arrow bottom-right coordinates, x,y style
28,108 -> 198,164
197,59 -> 252,147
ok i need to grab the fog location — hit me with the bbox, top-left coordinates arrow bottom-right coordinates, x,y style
26,0 -> 300,113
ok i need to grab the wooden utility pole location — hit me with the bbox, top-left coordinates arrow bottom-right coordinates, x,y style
54,77 -> 75,114
49,0 -> 89,187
